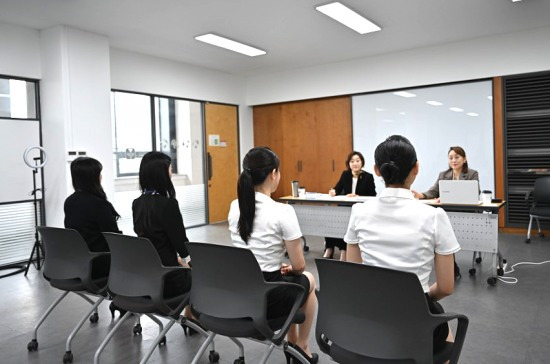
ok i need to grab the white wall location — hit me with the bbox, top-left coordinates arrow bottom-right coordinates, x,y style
0,22 -> 41,79
110,49 -> 252,160
246,26 -> 550,105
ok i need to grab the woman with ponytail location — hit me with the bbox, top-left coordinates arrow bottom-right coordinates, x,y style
344,135 -> 460,353
228,147 -> 318,364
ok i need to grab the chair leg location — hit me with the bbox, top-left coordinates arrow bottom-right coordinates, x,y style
145,313 -> 164,335
65,296 -> 105,353
93,311 -> 132,364
74,291 -> 95,305
30,291 -> 70,344
258,343 -> 276,364
190,332 -> 216,364
229,337 -> 245,358
527,216 -> 533,240
139,319 -> 176,364
536,217 -> 542,235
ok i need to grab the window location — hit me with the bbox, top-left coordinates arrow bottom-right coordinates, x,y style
0,78 -> 37,119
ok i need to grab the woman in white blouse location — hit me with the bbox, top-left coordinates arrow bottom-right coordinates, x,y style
345,135 -> 460,353
228,147 -> 318,364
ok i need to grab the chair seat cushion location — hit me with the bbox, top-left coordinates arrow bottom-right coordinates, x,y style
196,311 -> 305,339
530,206 -> 550,217
113,292 -> 188,316
49,276 -> 108,294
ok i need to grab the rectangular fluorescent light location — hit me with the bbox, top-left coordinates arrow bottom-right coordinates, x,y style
195,34 -> 266,57
316,2 -> 381,34
467,112 -> 479,117
426,100 -> 443,106
450,107 -> 464,112
393,91 -> 416,98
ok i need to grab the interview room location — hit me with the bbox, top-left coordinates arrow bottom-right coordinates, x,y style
1,1 -> 550,363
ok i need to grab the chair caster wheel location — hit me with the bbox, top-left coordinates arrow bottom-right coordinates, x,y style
475,257 -> 482,263
497,267 -> 504,276
303,246 -> 309,252
63,351 -> 73,363
89,312 -> 99,323
133,323 -> 142,335
159,336 -> 166,346
209,350 -> 220,363
233,357 -> 245,364
539,232 -> 545,238
468,268 -> 476,275
487,277 -> 497,286
525,238 -> 531,244
27,339 -> 38,351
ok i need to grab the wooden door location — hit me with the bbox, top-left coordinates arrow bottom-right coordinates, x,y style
282,100 -> 318,195
205,103 -> 239,223
315,97 -> 353,192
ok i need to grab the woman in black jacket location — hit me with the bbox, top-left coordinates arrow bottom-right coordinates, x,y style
325,151 -> 376,260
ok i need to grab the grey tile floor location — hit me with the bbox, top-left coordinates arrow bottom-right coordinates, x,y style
2,223 -> 550,363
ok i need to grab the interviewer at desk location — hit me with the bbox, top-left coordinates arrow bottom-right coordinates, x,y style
412,146 -> 479,201
325,151 -> 376,260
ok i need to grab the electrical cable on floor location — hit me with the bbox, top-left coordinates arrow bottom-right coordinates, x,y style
497,260 -> 550,284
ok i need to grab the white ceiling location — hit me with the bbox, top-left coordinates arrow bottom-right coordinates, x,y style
1,0 -> 550,76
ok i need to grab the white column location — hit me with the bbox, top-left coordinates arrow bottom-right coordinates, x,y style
40,26 -> 113,227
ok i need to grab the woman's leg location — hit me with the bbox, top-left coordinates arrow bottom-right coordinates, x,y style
295,271 -> 317,356
323,238 -> 335,258
339,250 -> 347,261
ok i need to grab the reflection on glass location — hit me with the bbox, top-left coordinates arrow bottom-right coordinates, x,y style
0,78 -> 37,119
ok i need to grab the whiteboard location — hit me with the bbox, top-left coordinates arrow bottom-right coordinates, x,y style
352,80 -> 495,195
0,119 -> 42,203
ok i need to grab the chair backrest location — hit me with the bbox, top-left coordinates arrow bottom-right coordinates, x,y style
315,259 -> 436,364
187,242 -> 268,320
103,233 -> 165,298
38,226 -> 94,281
533,177 -> 550,204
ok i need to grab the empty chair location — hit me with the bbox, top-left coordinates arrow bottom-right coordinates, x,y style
315,259 -> 469,364
187,242 -> 310,364
94,233 -> 213,364
28,227 -> 110,364
525,177 -> 550,243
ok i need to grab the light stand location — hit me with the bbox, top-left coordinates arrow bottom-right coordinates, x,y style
24,157 -> 45,276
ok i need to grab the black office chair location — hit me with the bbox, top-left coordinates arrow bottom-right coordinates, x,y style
28,227 -> 110,364
93,233 -> 215,364
315,259 -> 469,364
186,242 -> 309,364
525,177 -> 550,244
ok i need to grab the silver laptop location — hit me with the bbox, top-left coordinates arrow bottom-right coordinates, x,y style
439,180 -> 480,204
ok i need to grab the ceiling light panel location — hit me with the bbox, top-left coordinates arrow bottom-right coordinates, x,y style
393,91 -> 416,98
449,107 -> 464,112
316,2 -> 381,34
426,101 -> 443,106
195,34 -> 266,57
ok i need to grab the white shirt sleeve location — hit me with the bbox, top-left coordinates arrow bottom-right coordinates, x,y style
344,204 -> 359,244
433,207 -> 461,255
281,204 -> 303,241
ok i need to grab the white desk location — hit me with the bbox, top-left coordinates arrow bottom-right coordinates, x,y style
280,194 -> 506,285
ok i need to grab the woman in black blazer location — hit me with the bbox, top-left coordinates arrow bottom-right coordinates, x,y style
325,151 -> 376,260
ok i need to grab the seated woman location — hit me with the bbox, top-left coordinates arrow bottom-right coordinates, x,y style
412,146 -> 478,279
325,151 -> 376,260
345,135 -> 460,353
412,146 -> 479,200
133,152 -> 191,299
64,157 -> 122,316
228,147 -> 318,364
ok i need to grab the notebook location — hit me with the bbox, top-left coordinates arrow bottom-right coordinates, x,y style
439,180 -> 480,204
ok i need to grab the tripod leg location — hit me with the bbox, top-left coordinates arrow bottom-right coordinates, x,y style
24,242 -> 38,277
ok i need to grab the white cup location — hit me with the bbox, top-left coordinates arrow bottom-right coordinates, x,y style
298,187 -> 306,198
481,190 -> 492,204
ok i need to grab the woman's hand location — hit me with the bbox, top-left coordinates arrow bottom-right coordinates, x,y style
346,193 -> 358,197
329,189 -> 336,197
281,263 -> 293,276
177,256 -> 190,268
411,190 -> 424,199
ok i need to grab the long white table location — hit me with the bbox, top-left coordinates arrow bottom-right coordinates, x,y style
279,194 -> 507,285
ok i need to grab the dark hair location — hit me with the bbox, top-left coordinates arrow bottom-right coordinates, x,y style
138,151 -> 175,198
447,146 -> 469,173
346,151 -> 365,171
70,157 -> 107,200
134,152 -> 176,236
374,135 -> 418,186
237,147 -> 280,242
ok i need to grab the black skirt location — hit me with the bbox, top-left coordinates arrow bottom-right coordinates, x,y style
263,270 -> 310,319
425,294 -> 450,353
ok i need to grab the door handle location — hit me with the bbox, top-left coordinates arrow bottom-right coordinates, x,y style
207,152 -> 213,181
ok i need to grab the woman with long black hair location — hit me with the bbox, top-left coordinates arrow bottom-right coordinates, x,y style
228,147 -> 318,364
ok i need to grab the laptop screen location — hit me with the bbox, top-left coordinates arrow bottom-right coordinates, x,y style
439,180 -> 480,204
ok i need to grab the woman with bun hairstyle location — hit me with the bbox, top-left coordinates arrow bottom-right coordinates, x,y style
324,151 -> 376,260
345,135 -> 460,353
228,147 -> 318,363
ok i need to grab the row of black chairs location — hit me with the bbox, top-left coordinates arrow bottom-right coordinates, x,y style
30,227 -> 469,363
